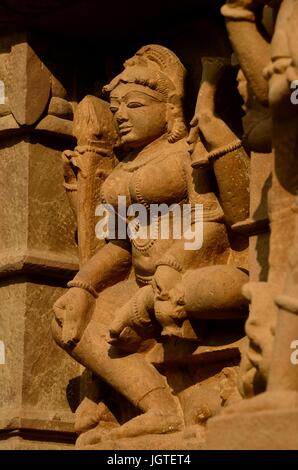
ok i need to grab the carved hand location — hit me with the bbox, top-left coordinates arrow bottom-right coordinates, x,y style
53,287 -> 95,347
108,304 -> 145,353
61,149 -> 77,187
192,112 -> 236,151
152,266 -> 186,335
109,304 -> 133,342
109,285 -> 157,352
152,265 -> 182,298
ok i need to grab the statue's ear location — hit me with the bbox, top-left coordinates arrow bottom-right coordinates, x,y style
166,93 -> 187,143
166,102 -> 174,135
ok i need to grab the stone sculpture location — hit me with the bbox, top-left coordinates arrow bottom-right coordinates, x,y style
207,0 -> 298,450
52,44 -> 250,449
0,0 -> 297,452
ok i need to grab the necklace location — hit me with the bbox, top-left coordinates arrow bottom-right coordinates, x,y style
117,135 -> 169,172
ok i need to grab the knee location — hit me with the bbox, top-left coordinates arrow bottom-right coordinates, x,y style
51,317 -> 66,350
183,265 -> 249,315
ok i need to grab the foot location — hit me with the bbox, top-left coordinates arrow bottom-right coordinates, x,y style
76,420 -> 119,448
75,398 -> 118,434
76,411 -> 184,448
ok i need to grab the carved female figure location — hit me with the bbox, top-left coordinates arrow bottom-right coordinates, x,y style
52,45 -> 249,446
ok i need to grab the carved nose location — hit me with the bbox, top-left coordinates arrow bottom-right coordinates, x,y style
116,103 -> 128,123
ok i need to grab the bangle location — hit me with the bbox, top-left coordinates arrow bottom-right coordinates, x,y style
133,173 -> 150,210
156,255 -> 183,273
67,280 -> 98,298
208,139 -> 242,161
221,5 -> 255,22
131,297 -> 152,327
63,181 -> 77,191
75,145 -> 113,157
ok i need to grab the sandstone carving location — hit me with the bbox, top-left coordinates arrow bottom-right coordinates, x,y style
0,0 -> 297,452
52,44 -> 250,449
0,33 -> 75,138
207,0 -> 298,450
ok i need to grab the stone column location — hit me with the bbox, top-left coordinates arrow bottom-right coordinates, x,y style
0,32 -> 81,449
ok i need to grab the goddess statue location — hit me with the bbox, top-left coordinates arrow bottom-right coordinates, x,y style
52,44 -> 250,447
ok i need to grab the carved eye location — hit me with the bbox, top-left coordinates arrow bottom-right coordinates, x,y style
127,102 -> 144,108
110,106 -> 118,114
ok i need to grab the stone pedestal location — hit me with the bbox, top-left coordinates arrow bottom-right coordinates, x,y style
207,409 -> 298,450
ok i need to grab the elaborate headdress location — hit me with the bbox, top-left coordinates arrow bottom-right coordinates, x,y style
103,44 -> 187,143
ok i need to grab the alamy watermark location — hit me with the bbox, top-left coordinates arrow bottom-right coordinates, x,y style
290,80 -> 298,105
290,340 -> 298,365
95,196 -> 204,251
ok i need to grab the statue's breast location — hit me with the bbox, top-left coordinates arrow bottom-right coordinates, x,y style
101,138 -> 189,211
100,167 -> 132,208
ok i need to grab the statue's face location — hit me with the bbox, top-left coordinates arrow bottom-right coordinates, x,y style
109,82 -> 167,149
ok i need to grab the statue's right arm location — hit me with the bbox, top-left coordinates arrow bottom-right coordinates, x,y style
53,241 -> 131,346
69,239 -> 132,295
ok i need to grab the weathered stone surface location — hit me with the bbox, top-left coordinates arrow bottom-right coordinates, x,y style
48,97 -> 73,120
0,138 -> 78,279
6,41 -> 51,126
0,108 -> 79,450
206,0 -> 298,450
0,114 -> 19,135
0,279 -> 80,449
50,44 -> 250,449
36,116 -> 73,138
0,138 -> 29,257
0,0 -> 297,452
81,426 -> 206,450
0,436 -> 74,450
207,408 -> 298,450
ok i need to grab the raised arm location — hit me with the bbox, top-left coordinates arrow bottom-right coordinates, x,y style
221,0 -> 272,105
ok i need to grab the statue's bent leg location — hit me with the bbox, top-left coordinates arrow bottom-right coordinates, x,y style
182,265 -> 249,319
154,265 -> 249,335
52,282 -> 183,443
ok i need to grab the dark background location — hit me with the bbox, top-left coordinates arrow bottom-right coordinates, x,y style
0,0 -> 243,135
